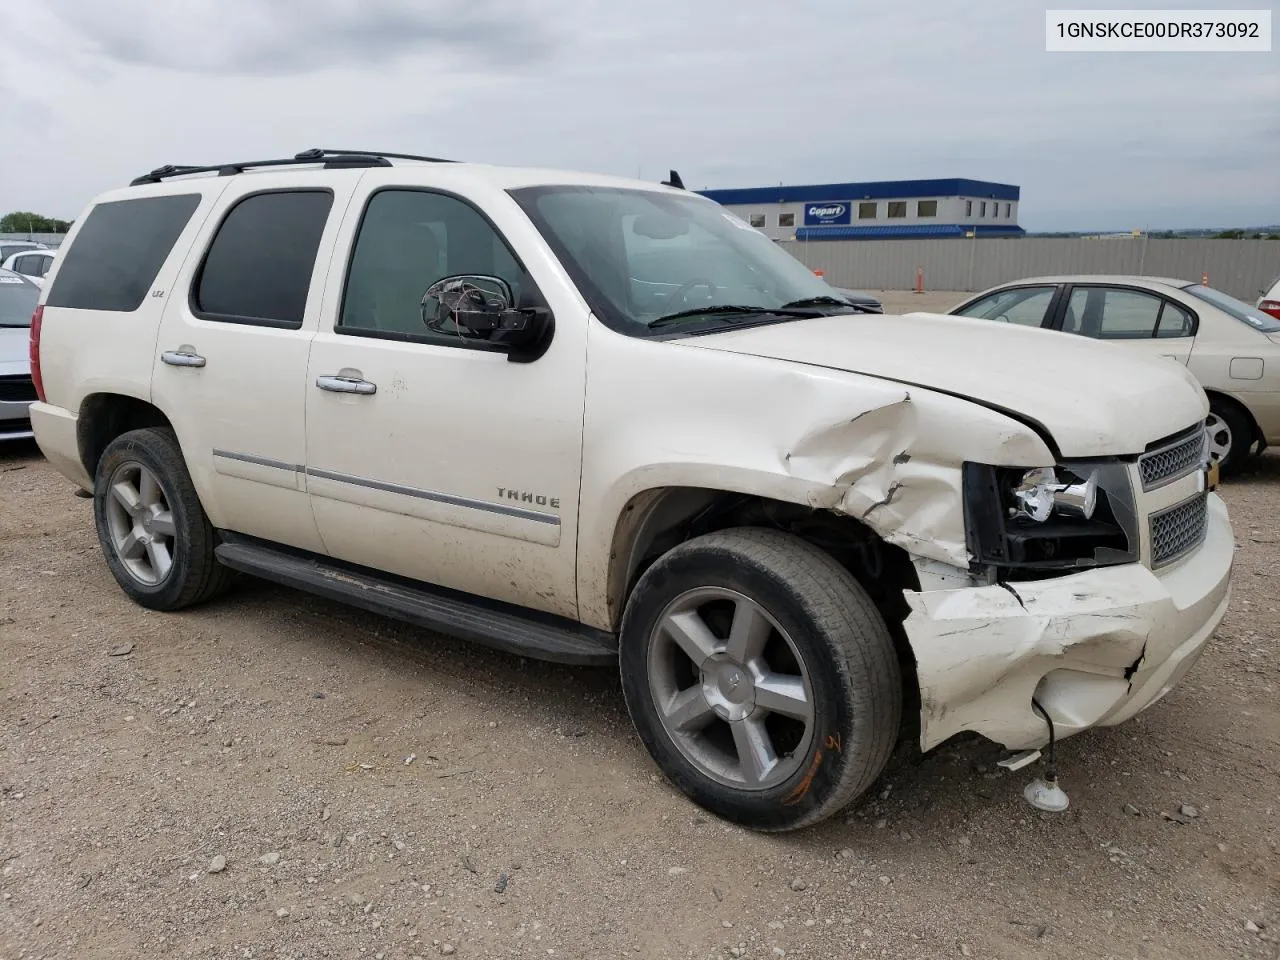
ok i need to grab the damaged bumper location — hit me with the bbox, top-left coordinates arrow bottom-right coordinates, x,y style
904,493 -> 1233,753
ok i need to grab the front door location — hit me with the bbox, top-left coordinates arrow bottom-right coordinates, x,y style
151,173 -> 359,553
303,178 -> 587,618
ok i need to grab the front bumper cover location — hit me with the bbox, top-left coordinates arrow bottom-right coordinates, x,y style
903,492 -> 1233,752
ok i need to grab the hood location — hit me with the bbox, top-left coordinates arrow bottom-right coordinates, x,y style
684,311 -> 1207,457
0,326 -> 31,376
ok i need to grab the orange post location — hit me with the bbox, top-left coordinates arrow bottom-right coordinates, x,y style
1201,271 -> 1208,285
813,269 -> 824,278
915,266 -> 924,294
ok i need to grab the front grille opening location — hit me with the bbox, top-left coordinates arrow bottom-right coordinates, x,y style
1139,424 -> 1205,491
1150,492 -> 1208,568
0,376 -> 37,404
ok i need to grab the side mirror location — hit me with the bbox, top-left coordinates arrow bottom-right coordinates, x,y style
422,274 -> 553,362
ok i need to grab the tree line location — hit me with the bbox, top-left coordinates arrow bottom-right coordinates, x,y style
0,211 -> 73,234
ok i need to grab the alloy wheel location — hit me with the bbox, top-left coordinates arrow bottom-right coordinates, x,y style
103,461 -> 177,586
647,587 -> 815,790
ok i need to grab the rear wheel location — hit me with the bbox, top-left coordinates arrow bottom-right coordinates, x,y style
93,428 -> 233,610
1206,399 -> 1253,476
619,527 -> 902,832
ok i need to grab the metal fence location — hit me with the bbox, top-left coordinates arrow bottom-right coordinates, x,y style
4,232 -> 1278,302
0,232 -> 67,249
787,237 -> 1280,302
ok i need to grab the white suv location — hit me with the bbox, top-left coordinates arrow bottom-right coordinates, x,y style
28,149 -> 1233,831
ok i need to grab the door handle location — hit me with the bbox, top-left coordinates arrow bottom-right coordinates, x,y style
316,375 -> 376,395
161,350 -> 206,368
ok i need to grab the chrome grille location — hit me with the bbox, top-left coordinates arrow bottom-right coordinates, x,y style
1138,426 -> 1205,490
1149,492 -> 1208,568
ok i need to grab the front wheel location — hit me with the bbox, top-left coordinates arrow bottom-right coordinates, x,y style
619,528 -> 902,832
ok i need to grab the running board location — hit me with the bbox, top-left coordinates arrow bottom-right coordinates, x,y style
213,535 -> 617,666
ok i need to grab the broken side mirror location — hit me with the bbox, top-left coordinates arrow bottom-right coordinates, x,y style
422,274 -> 553,362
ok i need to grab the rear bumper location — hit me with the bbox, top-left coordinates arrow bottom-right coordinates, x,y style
29,401 -> 91,488
903,493 -> 1233,752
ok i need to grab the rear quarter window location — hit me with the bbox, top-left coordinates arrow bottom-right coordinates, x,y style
45,194 -> 201,312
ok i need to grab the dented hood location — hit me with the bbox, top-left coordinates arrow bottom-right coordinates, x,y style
686,311 -> 1208,457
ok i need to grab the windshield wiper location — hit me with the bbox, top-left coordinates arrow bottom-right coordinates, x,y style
780,295 -> 873,313
648,304 -> 818,330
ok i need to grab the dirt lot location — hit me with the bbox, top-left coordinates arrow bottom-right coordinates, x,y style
3,330 -> 1279,959
870,291 -> 971,315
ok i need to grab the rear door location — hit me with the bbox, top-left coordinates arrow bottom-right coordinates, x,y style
151,172 -> 360,552
1053,284 -> 1197,364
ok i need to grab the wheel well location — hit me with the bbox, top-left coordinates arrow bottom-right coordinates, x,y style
1205,390 -> 1261,445
77,394 -> 173,480
608,487 -> 922,726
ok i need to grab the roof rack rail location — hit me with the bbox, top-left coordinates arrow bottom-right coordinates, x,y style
128,147 -> 454,186
310,148 -> 455,164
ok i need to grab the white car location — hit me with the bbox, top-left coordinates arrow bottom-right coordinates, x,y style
2,248 -> 57,288
1259,272 -> 1280,321
28,149 -> 1232,831
0,268 -> 41,440
946,275 -> 1280,474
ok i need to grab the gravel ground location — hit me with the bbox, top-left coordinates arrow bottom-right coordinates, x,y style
3,361 -> 1279,959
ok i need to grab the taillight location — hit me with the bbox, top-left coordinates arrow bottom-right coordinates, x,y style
29,305 -> 45,403
1260,299 -> 1280,321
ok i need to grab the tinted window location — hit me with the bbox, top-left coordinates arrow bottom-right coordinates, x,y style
858,202 -> 877,219
955,286 -> 1055,327
340,190 -> 525,345
1,244 -> 38,260
917,200 -> 937,217
12,255 -> 38,277
46,195 -> 199,312
0,276 -> 39,327
194,191 -> 333,328
778,212 -> 795,227
1067,287 -> 1163,339
887,201 -> 907,218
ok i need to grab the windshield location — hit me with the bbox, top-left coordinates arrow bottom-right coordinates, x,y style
508,185 -> 852,335
1181,283 -> 1280,333
0,276 -> 38,327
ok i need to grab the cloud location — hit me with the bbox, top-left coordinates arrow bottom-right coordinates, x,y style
1,0 -> 1276,231
44,0 -> 555,76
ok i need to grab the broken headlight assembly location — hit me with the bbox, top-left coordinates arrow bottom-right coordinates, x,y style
962,461 -> 1139,580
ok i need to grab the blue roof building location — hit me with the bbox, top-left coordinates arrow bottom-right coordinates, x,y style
696,178 -> 1024,240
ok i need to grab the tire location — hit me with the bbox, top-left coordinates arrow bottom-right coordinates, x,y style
93,427 -> 234,610
618,527 -> 902,832
1206,398 -> 1253,477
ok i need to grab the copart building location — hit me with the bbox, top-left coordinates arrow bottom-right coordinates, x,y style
697,178 -> 1025,242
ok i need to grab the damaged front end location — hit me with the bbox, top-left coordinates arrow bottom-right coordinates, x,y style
900,436 -> 1233,754
780,388 -> 1233,755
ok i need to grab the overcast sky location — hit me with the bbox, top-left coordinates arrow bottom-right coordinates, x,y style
1,0 -> 1276,231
